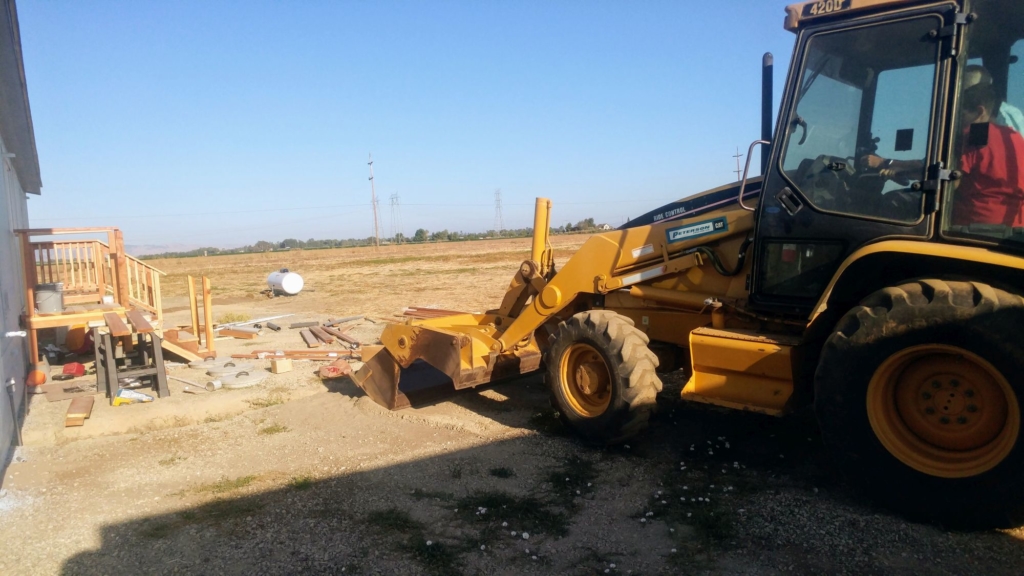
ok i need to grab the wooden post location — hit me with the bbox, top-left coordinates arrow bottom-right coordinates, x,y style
60,242 -> 69,286
153,272 -> 163,325
113,229 -> 129,306
187,275 -> 200,337
94,241 -> 107,302
202,276 -> 214,354
18,231 -> 39,365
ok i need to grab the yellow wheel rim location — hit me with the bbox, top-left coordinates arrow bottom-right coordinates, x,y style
559,343 -> 612,418
867,344 -> 1020,478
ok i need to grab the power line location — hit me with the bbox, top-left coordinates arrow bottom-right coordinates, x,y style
389,192 -> 403,243
367,153 -> 381,248
733,147 -> 743,182
494,189 -> 504,233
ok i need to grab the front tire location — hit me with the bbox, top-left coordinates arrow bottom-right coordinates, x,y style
815,280 -> 1024,529
546,311 -> 662,444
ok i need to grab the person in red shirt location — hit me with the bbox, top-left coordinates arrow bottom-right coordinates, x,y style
951,83 -> 1024,226
864,82 -> 1024,227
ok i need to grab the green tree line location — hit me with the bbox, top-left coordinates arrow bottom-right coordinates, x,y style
138,218 -> 607,260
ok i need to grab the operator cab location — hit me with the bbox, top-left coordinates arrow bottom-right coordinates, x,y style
749,0 -> 1024,314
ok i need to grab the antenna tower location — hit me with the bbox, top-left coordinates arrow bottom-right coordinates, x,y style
733,147 -> 744,182
389,193 -> 403,243
368,154 -> 381,247
494,189 -> 504,234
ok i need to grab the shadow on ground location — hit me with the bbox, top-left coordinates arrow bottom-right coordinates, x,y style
59,372 -> 1024,576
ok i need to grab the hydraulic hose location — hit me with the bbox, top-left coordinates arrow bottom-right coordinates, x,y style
684,234 -> 754,277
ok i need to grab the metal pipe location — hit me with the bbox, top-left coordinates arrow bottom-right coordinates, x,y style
628,286 -> 719,311
324,315 -> 363,327
761,52 -> 774,176
215,313 -> 294,331
7,378 -> 23,447
531,198 -> 552,274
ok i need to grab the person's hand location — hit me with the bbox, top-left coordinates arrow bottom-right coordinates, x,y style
862,154 -> 887,170
879,168 -> 910,186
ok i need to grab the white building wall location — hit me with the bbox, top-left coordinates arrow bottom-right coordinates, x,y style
0,130 -> 29,463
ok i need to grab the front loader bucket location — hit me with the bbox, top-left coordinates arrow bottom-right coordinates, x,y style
352,348 -> 466,410
351,316 -> 542,410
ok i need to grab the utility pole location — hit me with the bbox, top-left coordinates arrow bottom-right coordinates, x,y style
494,189 -> 504,235
733,147 -> 744,182
368,154 -> 381,248
389,193 -> 403,244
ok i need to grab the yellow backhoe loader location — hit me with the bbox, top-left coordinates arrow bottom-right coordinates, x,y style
354,0 -> 1024,529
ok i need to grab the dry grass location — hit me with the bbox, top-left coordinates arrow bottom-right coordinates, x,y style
216,312 -> 251,324
148,236 -> 593,319
258,424 -> 289,435
126,415 -> 194,435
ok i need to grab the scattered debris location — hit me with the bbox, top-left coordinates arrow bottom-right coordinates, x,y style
321,326 -> 360,347
217,370 -> 269,390
113,388 -> 154,406
214,314 -> 293,332
64,396 -> 94,427
219,327 -> 262,340
289,321 -> 319,329
300,329 -> 320,348
324,315 -> 363,327
318,359 -> 353,379
206,362 -> 256,378
309,326 -> 335,344
270,358 -> 293,374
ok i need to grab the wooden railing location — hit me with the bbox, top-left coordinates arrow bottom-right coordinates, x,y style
28,238 -> 164,316
124,252 -> 163,315
31,240 -> 109,305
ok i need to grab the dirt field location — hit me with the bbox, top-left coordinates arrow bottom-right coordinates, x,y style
2,236 -> 1024,575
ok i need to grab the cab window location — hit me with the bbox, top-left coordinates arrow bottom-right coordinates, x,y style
780,17 -> 941,223
943,0 -> 1024,243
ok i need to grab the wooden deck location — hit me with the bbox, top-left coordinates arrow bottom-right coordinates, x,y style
14,227 -> 165,375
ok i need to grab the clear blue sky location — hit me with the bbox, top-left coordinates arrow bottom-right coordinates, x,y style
20,1 -> 797,249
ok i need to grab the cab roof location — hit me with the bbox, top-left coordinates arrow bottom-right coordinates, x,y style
784,0 -> 943,32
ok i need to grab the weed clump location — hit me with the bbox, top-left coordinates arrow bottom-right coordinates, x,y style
258,424 -> 289,435
290,475 -> 315,490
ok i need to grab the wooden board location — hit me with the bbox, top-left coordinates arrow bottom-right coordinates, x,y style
103,312 -> 131,337
42,380 -> 99,402
163,329 -> 199,343
25,308 -> 127,330
66,396 -> 95,427
125,310 -> 154,333
322,326 -> 360,346
300,329 -> 320,348
309,326 -> 335,344
161,339 -> 203,362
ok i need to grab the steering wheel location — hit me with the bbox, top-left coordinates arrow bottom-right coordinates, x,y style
790,155 -> 861,211
790,154 -> 919,219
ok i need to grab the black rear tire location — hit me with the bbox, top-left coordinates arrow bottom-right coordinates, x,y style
815,279 -> 1024,529
545,310 -> 662,444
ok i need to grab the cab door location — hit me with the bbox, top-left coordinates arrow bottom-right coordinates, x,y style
750,6 -> 956,315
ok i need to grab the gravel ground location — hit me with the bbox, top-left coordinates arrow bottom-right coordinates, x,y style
1,313 -> 1023,575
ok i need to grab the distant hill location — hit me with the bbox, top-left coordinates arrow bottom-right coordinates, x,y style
125,244 -> 204,257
